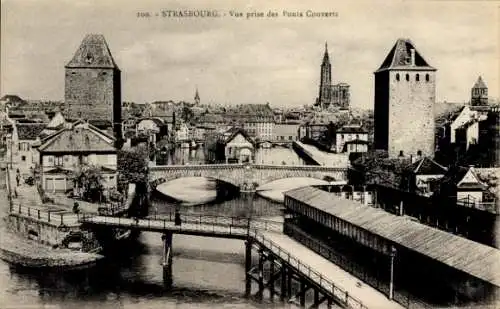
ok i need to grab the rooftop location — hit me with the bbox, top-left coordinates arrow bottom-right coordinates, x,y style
284,186 -> 500,288
376,38 -> 436,72
38,121 -> 116,153
66,34 -> 119,69
16,123 -> 47,140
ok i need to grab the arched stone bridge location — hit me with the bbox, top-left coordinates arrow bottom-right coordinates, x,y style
149,164 -> 348,191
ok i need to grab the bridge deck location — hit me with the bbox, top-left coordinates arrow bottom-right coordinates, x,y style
254,230 -> 404,309
80,216 -> 249,239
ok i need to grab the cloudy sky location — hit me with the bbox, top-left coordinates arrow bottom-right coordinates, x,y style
1,0 -> 498,109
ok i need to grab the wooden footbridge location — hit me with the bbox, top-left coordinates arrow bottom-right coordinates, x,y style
79,213 -> 401,309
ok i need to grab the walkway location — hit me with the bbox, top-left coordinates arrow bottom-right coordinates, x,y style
294,141 -> 350,167
80,213 -> 403,309
79,215 -> 249,239
256,230 -> 404,309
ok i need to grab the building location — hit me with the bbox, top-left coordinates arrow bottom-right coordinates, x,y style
335,124 -> 369,153
374,38 -> 436,158
176,123 -> 190,142
471,76 -> 488,106
222,128 -> 254,163
407,156 -> 448,196
136,118 -> 168,144
315,43 -> 350,110
230,104 -> 274,141
64,34 -> 122,139
13,123 -> 46,172
273,122 -> 300,142
37,121 -> 117,193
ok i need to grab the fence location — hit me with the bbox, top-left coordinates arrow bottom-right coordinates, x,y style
456,197 -> 498,214
151,212 -> 283,233
249,229 -> 368,309
78,213 -> 249,237
10,203 -> 79,226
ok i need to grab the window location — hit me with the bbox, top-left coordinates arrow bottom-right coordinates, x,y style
396,73 -> 400,81
55,156 -> 64,166
425,74 -> 430,82
416,74 -> 420,81
405,74 -> 410,81
21,156 -> 26,161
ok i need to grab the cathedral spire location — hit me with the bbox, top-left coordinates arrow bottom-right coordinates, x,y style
322,41 -> 330,64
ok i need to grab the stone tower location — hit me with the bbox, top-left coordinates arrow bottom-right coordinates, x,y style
471,76 -> 488,106
317,42 -> 332,109
65,34 -> 122,138
374,38 -> 437,158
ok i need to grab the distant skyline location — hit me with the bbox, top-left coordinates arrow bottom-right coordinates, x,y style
1,0 -> 498,109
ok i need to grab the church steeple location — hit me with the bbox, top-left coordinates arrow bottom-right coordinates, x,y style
317,42 -> 332,108
322,42 -> 330,64
194,87 -> 200,105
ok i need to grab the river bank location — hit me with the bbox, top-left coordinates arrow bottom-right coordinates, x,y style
0,169 -> 104,270
0,226 -> 103,270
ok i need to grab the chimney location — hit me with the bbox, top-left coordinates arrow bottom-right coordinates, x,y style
410,49 -> 416,66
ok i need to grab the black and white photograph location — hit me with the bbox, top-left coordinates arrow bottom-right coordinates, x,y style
0,1 -> 499,308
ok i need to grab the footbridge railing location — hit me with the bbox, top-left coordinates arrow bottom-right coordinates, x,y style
249,229 -> 368,309
150,212 -> 283,233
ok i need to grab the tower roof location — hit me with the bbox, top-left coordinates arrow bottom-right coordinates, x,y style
66,34 -> 119,69
376,38 -> 435,72
322,42 -> 330,65
473,76 -> 487,89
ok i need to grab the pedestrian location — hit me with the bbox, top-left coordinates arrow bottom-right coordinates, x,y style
16,174 -> 20,186
174,210 -> 182,226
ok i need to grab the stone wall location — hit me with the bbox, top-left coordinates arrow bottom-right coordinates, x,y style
149,164 -> 348,189
7,214 -> 80,247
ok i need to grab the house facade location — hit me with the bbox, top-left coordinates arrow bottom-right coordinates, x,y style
136,117 -> 167,144
335,124 -> 369,153
37,121 -> 117,193
14,123 -> 46,172
223,128 -> 254,163
273,122 -> 300,142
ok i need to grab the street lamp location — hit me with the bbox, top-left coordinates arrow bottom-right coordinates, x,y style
389,245 -> 397,300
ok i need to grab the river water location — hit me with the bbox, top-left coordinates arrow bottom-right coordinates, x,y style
0,146 -> 330,309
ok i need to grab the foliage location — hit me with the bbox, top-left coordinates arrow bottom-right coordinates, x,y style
350,150 -> 413,188
117,145 -> 149,185
71,165 -> 105,203
180,106 -> 195,124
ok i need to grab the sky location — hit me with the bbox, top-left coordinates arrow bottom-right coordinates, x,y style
1,0 -> 499,109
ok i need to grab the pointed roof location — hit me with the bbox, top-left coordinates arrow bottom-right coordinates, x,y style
66,34 -> 119,69
376,38 -> 436,72
322,42 -> 330,65
411,157 -> 448,175
194,88 -> 200,101
473,76 -> 487,89
38,121 -> 116,153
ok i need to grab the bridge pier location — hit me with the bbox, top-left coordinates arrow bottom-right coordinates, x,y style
245,240 -> 338,308
162,232 -> 173,288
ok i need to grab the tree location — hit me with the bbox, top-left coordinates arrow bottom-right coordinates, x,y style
117,145 -> 149,185
72,165 -> 105,202
117,146 -> 150,218
180,106 -> 194,124
350,150 -> 413,189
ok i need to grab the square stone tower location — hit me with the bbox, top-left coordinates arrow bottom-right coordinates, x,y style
65,34 -> 122,139
374,38 -> 437,158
